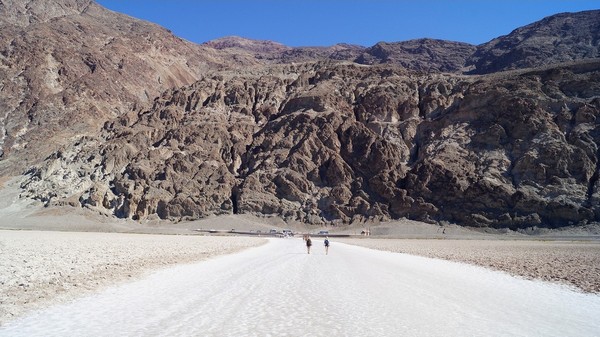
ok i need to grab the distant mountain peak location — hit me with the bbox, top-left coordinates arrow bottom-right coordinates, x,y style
355,38 -> 477,72
468,9 -> 600,74
203,36 -> 291,53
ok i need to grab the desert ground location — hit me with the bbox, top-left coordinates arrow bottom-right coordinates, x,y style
1,178 -> 600,331
338,238 -> 600,293
1,224 -> 599,330
0,230 -> 266,325
2,238 -> 599,337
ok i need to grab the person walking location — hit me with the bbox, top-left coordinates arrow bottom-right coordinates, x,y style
306,235 -> 312,254
324,237 -> 330,255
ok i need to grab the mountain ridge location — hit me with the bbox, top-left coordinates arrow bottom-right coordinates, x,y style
467,9 -> 600,73
196,9 -> 600,73
2,1 -> 600,228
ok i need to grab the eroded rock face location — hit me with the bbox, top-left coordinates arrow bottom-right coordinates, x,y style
355,39 -> 476,73
468,10 -> 600,74
0,0 -> 93,27
22,61 -> 600,228
5,3 -> 600,228
406,62 -> 600,228
0,0 -> 235,173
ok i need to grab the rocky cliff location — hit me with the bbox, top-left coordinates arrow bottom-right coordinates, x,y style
21,60 -> 600,228
0,0 -> 247,172
355,39 -> 476,72
468,10 -> 600,74
3,2 -> 600,229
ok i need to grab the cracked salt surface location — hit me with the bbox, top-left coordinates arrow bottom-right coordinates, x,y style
2,239 -> 599,337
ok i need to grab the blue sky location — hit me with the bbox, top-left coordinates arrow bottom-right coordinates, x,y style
96,1 -> 599,47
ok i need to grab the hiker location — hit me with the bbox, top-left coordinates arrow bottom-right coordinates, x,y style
324,237 -> 330,255
306,235 -> 312,254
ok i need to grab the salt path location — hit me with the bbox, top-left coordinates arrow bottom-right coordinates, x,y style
2,238 -> 599,337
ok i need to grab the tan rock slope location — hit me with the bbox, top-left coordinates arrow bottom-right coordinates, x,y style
0,0 -> 244,171
2,1 -> 600,229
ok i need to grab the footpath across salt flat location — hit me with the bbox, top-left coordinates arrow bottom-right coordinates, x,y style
2,238 -> 600,337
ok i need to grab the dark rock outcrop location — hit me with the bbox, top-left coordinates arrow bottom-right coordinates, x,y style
355,39 -> 476,73
203,36 -> 366,65
468,10 -> 600,74
22,61 -> 600,228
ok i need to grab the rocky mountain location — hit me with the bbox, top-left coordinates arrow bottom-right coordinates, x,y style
202,37 -> 475,73
203,36 -> 366,64
21,60 -> 600,228
0,0 -> 92,27
3,1 -> 600,229
355,39 -> 476,72
468,10 -> 600,74
0,0 -> 248,173
202,8 -> 600,74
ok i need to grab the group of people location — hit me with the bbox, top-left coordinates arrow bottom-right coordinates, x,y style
302,235 -> 329,255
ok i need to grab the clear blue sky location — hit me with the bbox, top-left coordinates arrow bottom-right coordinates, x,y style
95,1 -> 599,47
